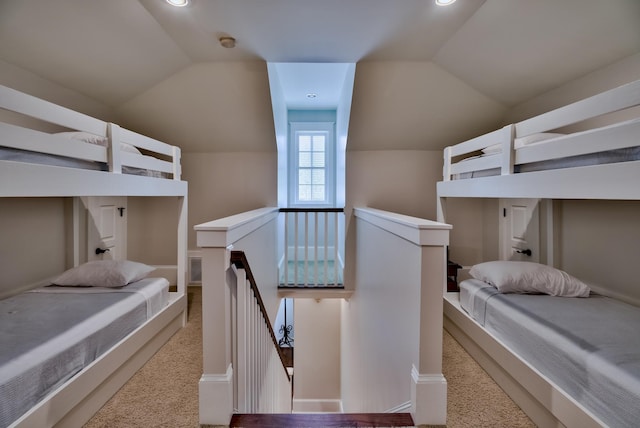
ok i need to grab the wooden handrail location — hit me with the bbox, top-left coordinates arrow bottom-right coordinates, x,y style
280,207 -> 344,213
230,250 -> 291,381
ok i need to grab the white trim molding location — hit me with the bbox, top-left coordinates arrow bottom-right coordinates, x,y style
411,365 -> 447,426
198,364 -> 234,426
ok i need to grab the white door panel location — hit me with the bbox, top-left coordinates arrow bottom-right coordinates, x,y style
87,197 -> 127,261
500,198 -> 539,263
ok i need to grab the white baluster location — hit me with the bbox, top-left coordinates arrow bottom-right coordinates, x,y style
284,212 -> 289,286
334,212 -> 339,286
313,211 -> 318,286
324,211 -> 329,287
294,213 -> 299,286
304,211 -> 309,286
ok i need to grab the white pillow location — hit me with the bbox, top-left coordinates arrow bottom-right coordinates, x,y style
53,260 -> 155,288
55,131 -> 142,154
469,261 -> 590,297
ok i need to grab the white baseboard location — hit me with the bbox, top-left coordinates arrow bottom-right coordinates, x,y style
411,365 -> 447,425
199,364 -> 233,425
188,250 -> 202,284
292,398 -> 343,413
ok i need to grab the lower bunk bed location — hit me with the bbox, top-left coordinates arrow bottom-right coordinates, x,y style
0,262 -> 186,428
444,267 -> 640,428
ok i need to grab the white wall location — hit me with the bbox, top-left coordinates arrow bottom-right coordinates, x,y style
558,200 -> 640,305
0,198 -> 68,298
341,217 -> 422,413
293,298 -> 342,412
0,59 -> 114,123
127,197 -> 180,266
440,198 -> 500,269
344,150 -> 442,289
181,152 -> 277,251
504,53 -> 640,125
348,61 -> 506,151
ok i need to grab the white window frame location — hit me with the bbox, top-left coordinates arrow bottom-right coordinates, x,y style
288,121 -> 336,207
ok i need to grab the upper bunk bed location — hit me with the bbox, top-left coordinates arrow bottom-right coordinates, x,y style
0,84 -> 187,198
437,79 -> 640,205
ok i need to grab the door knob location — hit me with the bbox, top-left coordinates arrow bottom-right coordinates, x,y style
515,248 -> 532,257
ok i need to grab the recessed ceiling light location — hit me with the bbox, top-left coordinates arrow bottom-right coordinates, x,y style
219,36 -> 236,48
166,0 -> 189,7
306,93 -> 317,99
435,0 -> 456,6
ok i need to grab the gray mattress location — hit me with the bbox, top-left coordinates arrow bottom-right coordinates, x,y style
0,147 -> 167,178
459,279 -> 640,427
454,146 -> 640,179
0,277 -> 169,427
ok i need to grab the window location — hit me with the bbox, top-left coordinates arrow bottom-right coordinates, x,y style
289,122 -> 335,206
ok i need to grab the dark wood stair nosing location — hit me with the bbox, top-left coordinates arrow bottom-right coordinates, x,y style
229,412 -> 415,428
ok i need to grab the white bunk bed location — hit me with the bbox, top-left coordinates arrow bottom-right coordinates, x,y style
0,85 -> 188,427
438,79 -> 640,205
437,80 -> 640,428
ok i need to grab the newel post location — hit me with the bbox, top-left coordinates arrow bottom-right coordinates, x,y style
194,207 -> 280,425
195,226 -> 234,425
411,222 -> 451,426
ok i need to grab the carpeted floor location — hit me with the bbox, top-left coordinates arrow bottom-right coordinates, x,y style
84,288 -> 203,428
84,287 -> 534,427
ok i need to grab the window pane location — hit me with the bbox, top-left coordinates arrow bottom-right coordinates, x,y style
299,169 -> 311,185
299,152 -> 311,167
312,169 -> 325,185
292,126 -> 332,205
299,135 -> 311,152
299,185 -> 311,201
312,136 -> 325,152
312,152 -> 325,167
311,185 -> 325,201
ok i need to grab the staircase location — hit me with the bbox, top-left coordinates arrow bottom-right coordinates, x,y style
229,412 -> 415,427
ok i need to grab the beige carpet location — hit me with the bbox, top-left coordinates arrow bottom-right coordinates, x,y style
84,288 -> 203,428
85,287 -> 534,427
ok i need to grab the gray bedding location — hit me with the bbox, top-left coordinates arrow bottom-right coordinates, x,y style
459,279 -> 640,428
0,147 -> 168,178
0,278 -> 169,427
454,146 -> 640,179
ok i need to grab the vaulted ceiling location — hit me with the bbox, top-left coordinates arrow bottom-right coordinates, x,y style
1,0 -> 639,152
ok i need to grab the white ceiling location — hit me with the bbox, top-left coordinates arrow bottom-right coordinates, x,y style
0,0 -> 639,151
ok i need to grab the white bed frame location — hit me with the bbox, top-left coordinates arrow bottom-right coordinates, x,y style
0,84 -> 189,427
438,79 -> 640,215
438,80 -> 640,428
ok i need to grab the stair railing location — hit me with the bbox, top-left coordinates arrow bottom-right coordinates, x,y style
230,251 -> 292,414
280,208 -> 344,287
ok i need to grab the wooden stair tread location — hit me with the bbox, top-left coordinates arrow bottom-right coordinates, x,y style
229,412 -> 414,427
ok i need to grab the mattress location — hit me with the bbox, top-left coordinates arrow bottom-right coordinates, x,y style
0,277 -> 169,427
0,147 -> 168,178
453,144 -> 640,179
459,279 -> 640,427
